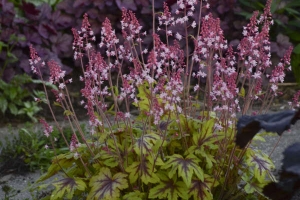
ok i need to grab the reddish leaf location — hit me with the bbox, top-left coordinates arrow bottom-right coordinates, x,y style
22,1 -> 40,16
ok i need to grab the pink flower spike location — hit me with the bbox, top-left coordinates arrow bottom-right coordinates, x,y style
40,119 -> 53,138
48,60 -> 65,84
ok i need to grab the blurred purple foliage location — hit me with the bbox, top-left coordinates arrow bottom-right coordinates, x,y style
0,0 -> 298,82
0,0 -> 168,82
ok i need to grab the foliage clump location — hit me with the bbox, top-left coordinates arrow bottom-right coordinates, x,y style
0,123 -> 74,174
0,74 -> 44,122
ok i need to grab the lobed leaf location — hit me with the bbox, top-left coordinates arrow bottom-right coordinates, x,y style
149,172 -> 188,200
245,150 -> 274,183
162,154 -> 204,187
51,177 -> 86,200
133,132 -> 160,156
123,191 -> 146,200
193,119 -> 215,146
188,174 -> 216,200
125,157 -> 160,184
37,154 -> 75,182
242,172 -> 266,194
98,139 -> 123,168
87,167 -> 128,200
188,146 -> 217,169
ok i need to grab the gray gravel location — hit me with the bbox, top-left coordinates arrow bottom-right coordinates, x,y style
0,171 -> 59,200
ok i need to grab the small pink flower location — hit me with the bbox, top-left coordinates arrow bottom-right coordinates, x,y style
125,112 -> 131,118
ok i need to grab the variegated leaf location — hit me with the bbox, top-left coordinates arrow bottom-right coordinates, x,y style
87,167 -> 128,200
161,154 -> 204,187
149,172 -> 188,200
133,133 -> 160,155
51,177 -> 86,200
126,157 -> 160,184
189,174 -> 215,200
245,149 -> 274,183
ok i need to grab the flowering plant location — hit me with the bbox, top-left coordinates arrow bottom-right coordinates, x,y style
30,0 -> 294,199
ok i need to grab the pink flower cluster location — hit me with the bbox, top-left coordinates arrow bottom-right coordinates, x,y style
30,0 -> 294,139
69,134 -> 80,152
39,119 -> 53,138
29,45 -> 44,75
291,90 -> 300,108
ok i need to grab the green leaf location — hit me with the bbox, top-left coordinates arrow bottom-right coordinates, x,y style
64,110 -> 74,116
8,103 -> 18,115
100,149 -> 119,168
293,43 -> 300,54
132,81 -> 154,111
288,31 -> 300,42
8,86 -> 18,100
245,150 -> 274,183
32,79 -> 58,90
188,175 -> 215,200
87,168 -> 128,200
252,135 -> 265,143
0,96 -> 8,113
0,41 -> 8,52
0,79 -> 7,88
242,172 -> 267,194
125,157 -> 160,184
123,191 -> 146,200
188,146 -> 216,169
286,1 -> 300,7
285,7 -> 300,15
112,85 -> 119,96
10,74 -> 32,84
37,154 -> 75,182
187,117 -> 202,133
133,132 -> 160,155
23,101 -> 31,108
6,51 -> 18,63
239,86 -> 246,97
161,154 -> 204,187
53,101 -> 62,107
51,177 -> 86,200
193,118 -> 216,145
149,172 -> 188,200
